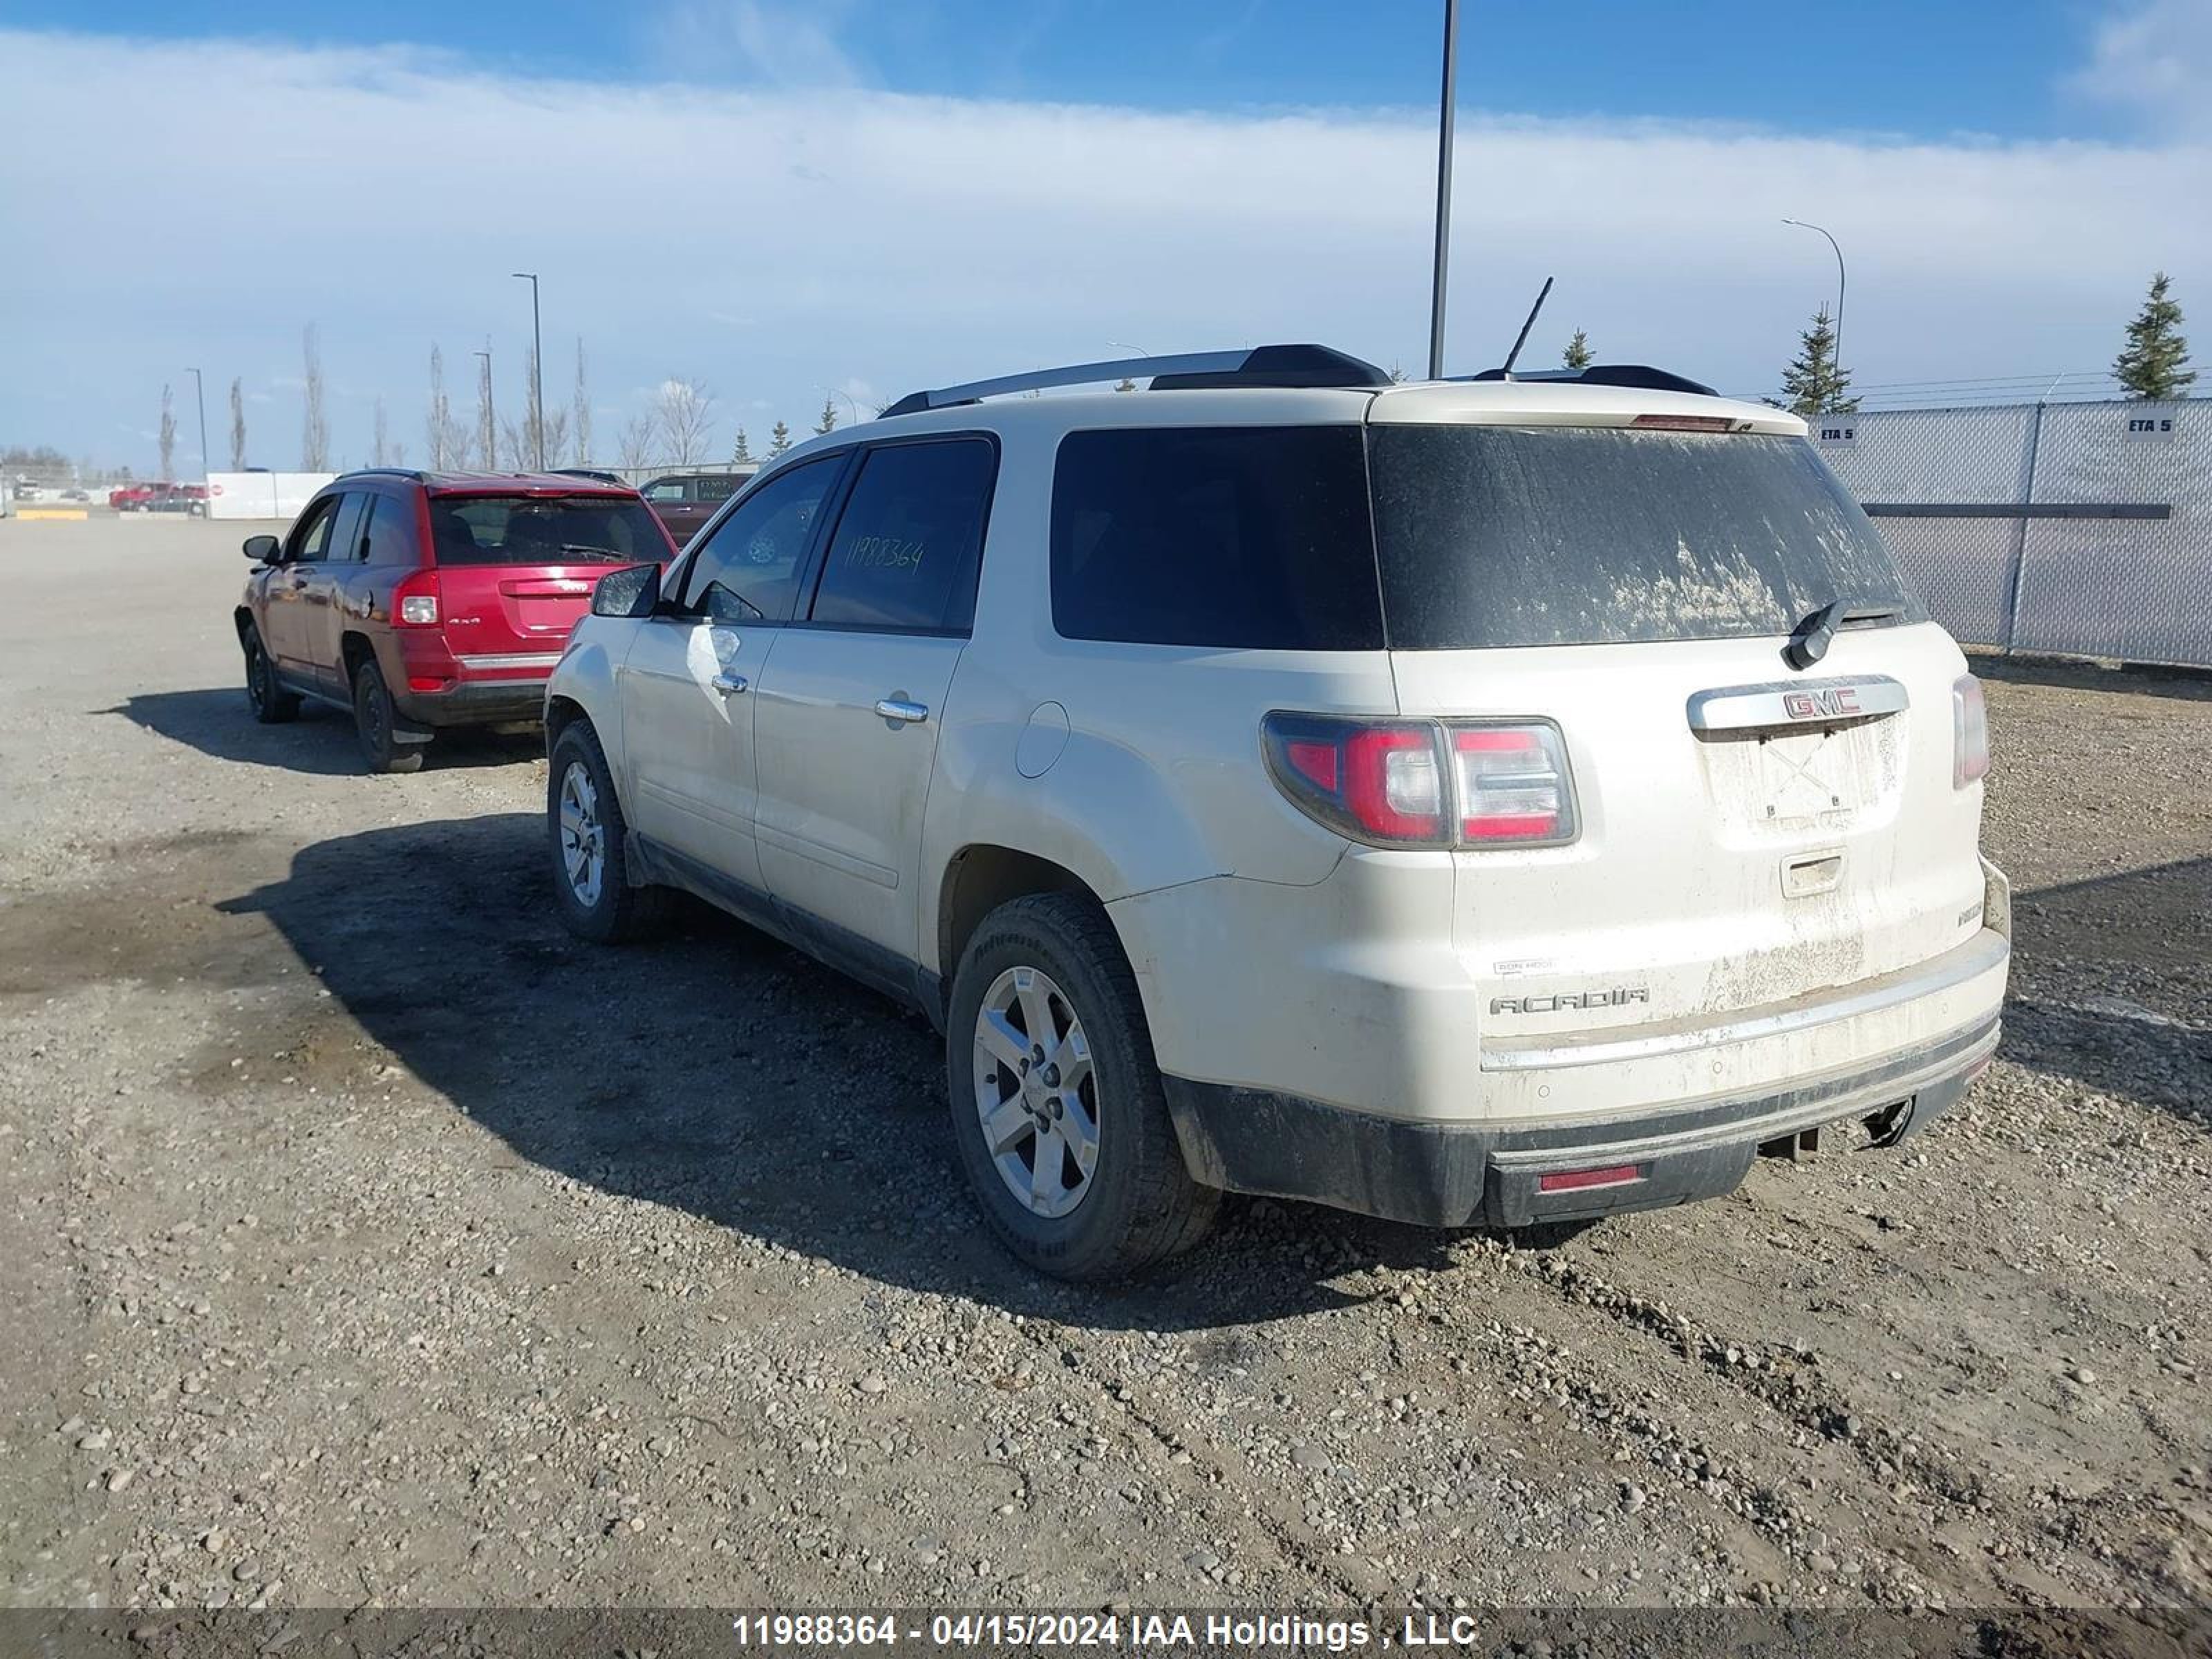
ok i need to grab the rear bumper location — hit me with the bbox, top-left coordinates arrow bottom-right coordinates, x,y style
1163,1013 -> 1999,1228
388,675 -> 550,729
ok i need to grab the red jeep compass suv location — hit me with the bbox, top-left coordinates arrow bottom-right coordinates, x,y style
235,469 -> 677,772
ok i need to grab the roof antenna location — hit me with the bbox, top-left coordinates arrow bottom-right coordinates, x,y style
1498,276 -> 1555,379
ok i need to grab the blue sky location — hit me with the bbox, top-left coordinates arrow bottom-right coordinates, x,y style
0,1 -> 2108,138
1,1 -> 2206,476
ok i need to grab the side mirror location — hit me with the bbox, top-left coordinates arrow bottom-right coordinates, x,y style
243,534 -> 282,563
592,562 -> 661,618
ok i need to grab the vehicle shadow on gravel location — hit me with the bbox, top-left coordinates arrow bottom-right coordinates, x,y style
2005,856 -> 2212,1120
109,688 -> 543,776
220,813 -> 1458,1329
1971,653 -> 2212,704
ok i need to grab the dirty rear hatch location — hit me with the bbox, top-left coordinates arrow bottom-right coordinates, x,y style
1362,404 -> 1991,1048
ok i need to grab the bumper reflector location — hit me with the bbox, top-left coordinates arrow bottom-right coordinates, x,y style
1537,1164 -> 1643,1194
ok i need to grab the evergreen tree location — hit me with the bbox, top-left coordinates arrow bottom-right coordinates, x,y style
767,420 -> 792,457
1562,328 -> 1593,370
2114,271 -> 2196,398
731,427 -> 753,464
1114,377 -> 1137,393
1777,305 -> 1857,418
814,393 -> 838,436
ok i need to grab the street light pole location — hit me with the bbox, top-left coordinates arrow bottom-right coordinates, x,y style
185,366 -> 210,484
512,272 -> 543,469
474,347 -> 496,471
1106,340 -> 1150,357
1427,0 -> 1460,382
1781,218 -> 1846,388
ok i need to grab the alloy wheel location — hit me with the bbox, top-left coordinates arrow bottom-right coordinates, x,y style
972,966 -> 1098,1218
558,760 -> 605,908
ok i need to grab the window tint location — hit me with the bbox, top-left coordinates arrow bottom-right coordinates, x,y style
1050,427 -> 1382,650
808,440 -> 995,632
679,457 -> 842,623
429,495 -> 666,566
289,496 -> 341,562
1367,427 -> 1925,648
357,494 -> 409,563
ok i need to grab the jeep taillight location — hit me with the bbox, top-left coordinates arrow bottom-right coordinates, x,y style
394,570 -> 440,626
1953,673 -> 1989,788
1262,714 -> 1577,849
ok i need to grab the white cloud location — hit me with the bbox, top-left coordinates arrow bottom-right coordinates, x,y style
0,27 -> 2206,471
2070,0 -> 2212,139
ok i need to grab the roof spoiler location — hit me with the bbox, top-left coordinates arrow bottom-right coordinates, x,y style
1460,364 -> 1720,396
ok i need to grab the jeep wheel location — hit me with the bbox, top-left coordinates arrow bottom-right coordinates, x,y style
350,658 -> 423,774
947,894 -> 1218,1280
548,722 -> 670,944
243,625 -> 299,724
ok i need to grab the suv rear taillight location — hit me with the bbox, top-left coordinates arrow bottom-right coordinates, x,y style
393,570 -> 440,626
1264,713 -> 1577,849
1953,674 -> 1989,787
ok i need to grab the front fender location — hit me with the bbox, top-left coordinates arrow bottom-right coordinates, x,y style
545,617 -> 628,767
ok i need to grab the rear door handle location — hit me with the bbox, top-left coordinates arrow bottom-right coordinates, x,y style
711,671 -> 749,696
874,697 -> 929,724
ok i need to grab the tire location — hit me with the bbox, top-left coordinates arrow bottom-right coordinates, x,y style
350,657 -> 424,774
547,721 -> 671,944
242,624 -> 299,724
946,893 -> 1219,1280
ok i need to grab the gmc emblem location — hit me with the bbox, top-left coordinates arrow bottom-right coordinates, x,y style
1783,686 -> 1860,721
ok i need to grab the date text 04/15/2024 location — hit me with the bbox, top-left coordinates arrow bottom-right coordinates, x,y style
730,1613 -> 1526,1651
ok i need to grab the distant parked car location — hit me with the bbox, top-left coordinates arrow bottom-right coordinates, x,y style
236,468 -> 678,772
639,469 -> 755,545
111,484 -> 156,512
60,487 -> 91,503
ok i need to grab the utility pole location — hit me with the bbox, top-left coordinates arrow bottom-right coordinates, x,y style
474,346 -> 496,471
512,272 -> 544,469
1782,218 -> 1847,387
184,366 -> 210,485
1427,0 -> 1460,382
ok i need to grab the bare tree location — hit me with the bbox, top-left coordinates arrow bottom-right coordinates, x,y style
521,344 -> 545,471
427,345 -> 453,468
615,413 -> 657,471
158,384 -> 177,479
653,377 -> 715,465
476,350 -> 497,472
571,338 -> 592,467
301,326 -> 330,471
227,378 -> 246,469
502,409 -> 569,474
371,397 -> 391,467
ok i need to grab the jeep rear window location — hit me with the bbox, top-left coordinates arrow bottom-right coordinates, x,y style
1367,427 -> 1922,649
430,495 -> 666,565
1051,427 -> 1382,650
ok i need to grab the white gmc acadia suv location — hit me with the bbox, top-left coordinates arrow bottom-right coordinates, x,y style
542,344 -> 2011,1280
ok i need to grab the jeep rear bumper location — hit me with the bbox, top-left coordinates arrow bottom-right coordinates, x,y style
388,676 -> 551,729
1161,1013 -> 2000,1229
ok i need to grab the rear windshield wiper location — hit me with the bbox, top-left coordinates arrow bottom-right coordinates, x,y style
1785,599 -> 1905,669
556,544 -> 632,562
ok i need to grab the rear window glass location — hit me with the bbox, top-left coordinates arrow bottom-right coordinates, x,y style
1051,427 -> 1382,650
1368,427 -> 1922,649
429,495 -> 666,565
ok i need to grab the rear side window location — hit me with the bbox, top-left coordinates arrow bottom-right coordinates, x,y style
696,474 -> 742,503
1051,427 -> 1382,650
358,494 -> 412,563
809,439 -> 996,632
429,495 -> 666,566
1368,427 -> 1924,649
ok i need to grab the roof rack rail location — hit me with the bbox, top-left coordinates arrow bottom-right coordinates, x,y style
881,343 -> 1389,417
1459,363 -> 1718,397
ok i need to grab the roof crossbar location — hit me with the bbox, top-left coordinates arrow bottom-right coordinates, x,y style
881,344 -> 1390,417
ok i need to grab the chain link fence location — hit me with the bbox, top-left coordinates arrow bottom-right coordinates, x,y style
1814,396 -> 2209,669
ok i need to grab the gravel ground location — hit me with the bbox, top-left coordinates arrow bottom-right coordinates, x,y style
2,518 -> 2207,1614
